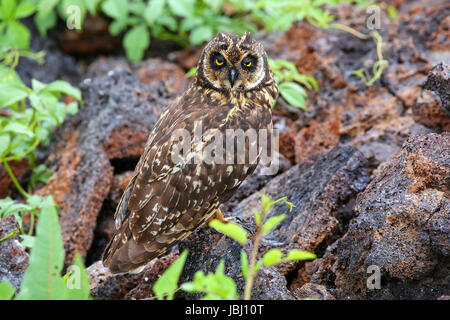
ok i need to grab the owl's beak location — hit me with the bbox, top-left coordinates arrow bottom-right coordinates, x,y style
229,67 -> 238,87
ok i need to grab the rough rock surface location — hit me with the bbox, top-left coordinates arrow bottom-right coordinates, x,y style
0,216 -> 29,290
413,62 -> 450,131
308,133 -> 449,299
87,251 -> 178,300
232,145 -> 371,276
291,283 -> 335,300
423,62 -> 449,112
262,5 -> 448,168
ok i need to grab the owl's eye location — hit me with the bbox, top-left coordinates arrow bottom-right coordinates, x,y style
242,56 -> 256,70
211,53 -> 226,69
215,58 -> 224,66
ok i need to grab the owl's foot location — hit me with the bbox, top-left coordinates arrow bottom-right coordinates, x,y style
208,208 -> 230,224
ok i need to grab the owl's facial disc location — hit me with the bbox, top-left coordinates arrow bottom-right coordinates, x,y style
199,32 -> 268,92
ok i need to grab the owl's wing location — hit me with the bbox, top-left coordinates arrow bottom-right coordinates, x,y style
103,93 -> 228,272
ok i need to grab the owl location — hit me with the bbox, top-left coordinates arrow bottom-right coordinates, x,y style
102,32 -> 279,273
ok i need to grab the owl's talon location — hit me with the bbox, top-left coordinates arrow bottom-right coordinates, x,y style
208,208 -> 229,224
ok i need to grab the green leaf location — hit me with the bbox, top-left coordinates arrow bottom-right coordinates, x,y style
0,281 -> 15,300
185,67 -> 197,78
28,164 -> 53,189
387,5 -> 398,20
15,196 -> 67,300
0,0 -> 16,20
0,83 -> 28,107
84,0 -> 101,14
108,19 -> 127,35
66,101 -> 79,115
34,0 -> 58,36
101,0 -> 128,20
43,80 -> 82,101
189,25 -> 213,45
0,197 -> 31,220
19,234 -> 35,248
253,208 -> 261,226
240,250 -> 249,279
167,0 -> 194,17
123,24 -> 150,62
0,135 -> 10,157
153,250 -> 188,300
279,81 -> 308,110
3,121 -> 34,138
180,259 -> 238,300
283,249 -> 316,262
262,214 -> 286,235
179,16 -> 202,32
262,249 -> 283,266
143,0 -> 165,25
260,193 -> 272,214
31,79 -> 45,93
209,219 -> 248,245
14,2 -> 36,19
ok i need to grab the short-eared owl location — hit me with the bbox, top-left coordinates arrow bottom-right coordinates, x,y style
102,32 -> 278,273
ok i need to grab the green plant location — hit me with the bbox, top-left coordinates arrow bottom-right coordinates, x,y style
0,0 -> 37,51
0,63 -> 81,234
181,259 -> 239,300
210,194 -> 316,300
100,0 -> 257,61
0,280 -> 15,300
0,27 -> 81,244
0,196 -> 91,300
269,58 -> 318,110
152,249 -> 188,300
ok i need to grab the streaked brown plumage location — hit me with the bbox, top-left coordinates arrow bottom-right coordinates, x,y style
102,32 -> 278,273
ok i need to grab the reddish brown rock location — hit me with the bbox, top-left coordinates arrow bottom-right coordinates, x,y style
294,121 -> 340,166
309,133 -> 449,299
412,90 -> 450,131
232,145 -> 371,276
136,58 -> 189,93
61,15 -> 121,55
262,5 -> 448,169
423,62 -> 450,112
103,126 -> 149,160
413,62 -> 450,131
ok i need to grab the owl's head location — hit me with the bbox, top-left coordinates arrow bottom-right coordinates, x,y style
196,32 -> 271,92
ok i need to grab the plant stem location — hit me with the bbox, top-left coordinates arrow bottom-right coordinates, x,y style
0,227 -> 19,242
330,23 -> 370,40
2,160 -> 30,199
243,223 -> 262,300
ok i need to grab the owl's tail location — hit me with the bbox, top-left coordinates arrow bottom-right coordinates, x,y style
102,218 -> 156,274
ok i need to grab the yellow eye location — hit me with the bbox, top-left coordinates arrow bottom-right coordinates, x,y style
244,61 -> 252,67
215,58 -> 224,66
